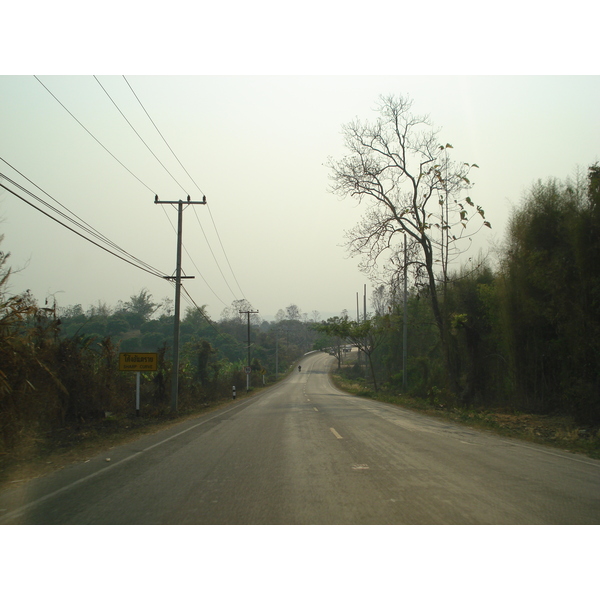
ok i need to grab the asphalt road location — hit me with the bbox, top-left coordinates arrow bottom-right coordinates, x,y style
1,350 -> 599,524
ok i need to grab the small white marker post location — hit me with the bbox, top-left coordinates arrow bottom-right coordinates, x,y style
233,385 -> 236,400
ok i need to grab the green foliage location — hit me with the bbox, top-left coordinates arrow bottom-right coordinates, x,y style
4,162 -> 600,456
314,315 -> 389,391
326,163 -> 600,427
123,288 -> 160,322
0,250 -> 314,453
497,167 -> 600,422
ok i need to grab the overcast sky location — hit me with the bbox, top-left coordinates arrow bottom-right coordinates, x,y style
1,5 -> 598,323
1,74 -> 599,322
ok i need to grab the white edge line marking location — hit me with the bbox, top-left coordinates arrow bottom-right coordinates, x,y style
323,355 -> 600,469
330,427 -> 343,439
0,396 -> 257,523
504,442 -> 600,467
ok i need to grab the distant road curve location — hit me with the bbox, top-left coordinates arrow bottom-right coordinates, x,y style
1,350 -> 599,524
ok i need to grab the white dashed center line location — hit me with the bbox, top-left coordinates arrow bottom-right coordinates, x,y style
330,427 -> 343,439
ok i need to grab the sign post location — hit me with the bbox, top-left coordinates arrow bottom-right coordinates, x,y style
119,353 -> 158,416
136,371 -> 141,416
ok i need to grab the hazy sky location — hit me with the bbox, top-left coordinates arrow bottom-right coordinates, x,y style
1,74 -> 599,321
1,3 -> 598,322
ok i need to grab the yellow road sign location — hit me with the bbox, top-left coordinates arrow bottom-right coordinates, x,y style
119,353 -> 158,371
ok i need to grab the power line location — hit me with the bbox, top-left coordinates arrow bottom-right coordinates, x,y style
180,283 -> 250,351
121,77 -> 239,305
0,158 -> 164,277
34,76 -> 233,310
10,78 -> 249,326
123,76 -> 205,197
33,75 -> 157,195
205,203 -> 247,300
123,76 -> 248,302
93,75 -> 189,197
0,179 -> 167,280
180,284 -> 224,337
191,204 -> 239,301
92,78 -> 232,307
160,202 -> 229,308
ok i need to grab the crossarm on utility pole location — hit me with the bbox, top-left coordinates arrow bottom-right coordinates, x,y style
155,195 -> 206,412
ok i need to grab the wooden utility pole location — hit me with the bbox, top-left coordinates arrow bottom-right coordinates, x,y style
239,308 -> 259,391
155,195 -> 206,412
403,233 -> 408,391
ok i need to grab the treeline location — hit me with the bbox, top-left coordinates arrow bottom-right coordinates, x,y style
0,259 -> 317,452
316,164 -> 600,427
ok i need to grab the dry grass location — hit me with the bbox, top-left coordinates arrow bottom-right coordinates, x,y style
0,402 -> 226,492
0,384 -> 273,493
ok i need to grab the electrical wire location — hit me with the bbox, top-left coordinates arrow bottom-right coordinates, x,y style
180,284 -> 222,336
93,75 -> 189,197
158,202 -> 229,308
31,76 -> 228,307
123,76 -> 249,302
0,179 -> 168,280
34,75 -> 157,196
0,158 -> 164,278
106,76 -> 231,307
205,203 -> 248,300
180,283 -> 249,350
10,78 -> 251,324
123,76 -> 206,197
191,204 -> 239,301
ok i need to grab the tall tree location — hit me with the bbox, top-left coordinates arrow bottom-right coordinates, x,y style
124,289 -> 160,323
328,94 -> 489,390
220,299 -> 259,324
499,167 -> 600,422
285,304 -> 302,321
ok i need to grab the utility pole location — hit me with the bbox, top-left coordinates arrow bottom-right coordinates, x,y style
155,194 -> 206,412
239,308 -> 259,392
356,291 -> 361,369
364,283 -> 368,380
403,233 -> 408,392
275,327 -> 288,379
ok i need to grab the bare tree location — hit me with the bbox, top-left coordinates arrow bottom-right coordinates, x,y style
285,304 -> 302,321
220,299 -> 260,326
372,284 -> 389,317
328,94 -> 490,389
